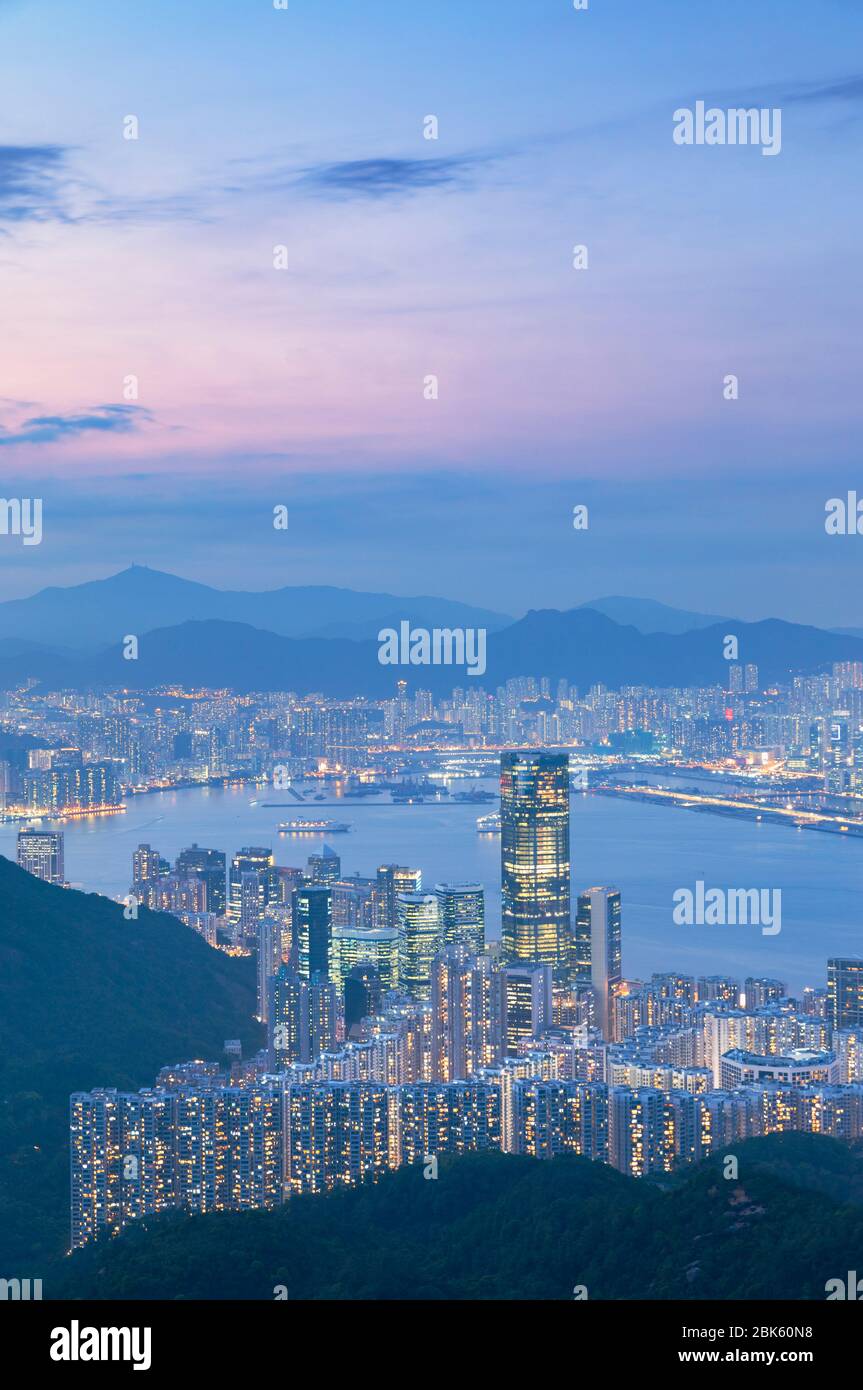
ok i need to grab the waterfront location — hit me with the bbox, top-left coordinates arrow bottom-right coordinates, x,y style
1,780 -> 860,995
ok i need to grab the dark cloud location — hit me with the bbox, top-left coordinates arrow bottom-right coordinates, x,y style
294,155 -> 492,200
0,404 -> 150,447
0,144 -> 69,223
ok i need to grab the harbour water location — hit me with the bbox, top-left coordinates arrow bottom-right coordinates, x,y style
1,781 -> 860,994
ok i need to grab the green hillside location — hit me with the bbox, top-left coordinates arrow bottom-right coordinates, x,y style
53,1133 -> 863,1301
0,854 -> 263,1270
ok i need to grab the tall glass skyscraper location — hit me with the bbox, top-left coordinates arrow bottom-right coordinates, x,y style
500,751 -> 570,969
828,957 -> 863,1029
294,885 -> 334,981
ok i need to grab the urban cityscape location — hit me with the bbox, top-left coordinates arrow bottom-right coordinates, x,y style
3,661 -> 863,1246
0,0 -> 861,1360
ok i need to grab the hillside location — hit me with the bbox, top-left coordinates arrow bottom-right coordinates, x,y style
51,1133 -> 863,1300
4,608 -> 863,695
0,856 -> 263,1270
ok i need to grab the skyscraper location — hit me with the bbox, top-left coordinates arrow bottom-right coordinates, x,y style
176,844 -> 227,915
430,945 -> 496,1080
500,751 -> 570,969
396,892 -> 441,1000
574,887 -> 622,1040
376,864 -> 422,930
294,884 -> 334,981
344,964 -> 382,1037
435,882 -> 485,954
228,847 -> 274,937
16,827 -> 64,885
307,844 -> 342,884
498,964 -> 553,1056
828,958 -> 863,1029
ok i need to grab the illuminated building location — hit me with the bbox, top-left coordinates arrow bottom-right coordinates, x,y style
132,843 -> 166,889
608,1087 -> 675,1177
16,827 -> 64,884
22,761 -> 121,814
376,864 -> 422,930
498,964 -> 552,1057
435,882 -> 485,954
719,1048 -> 841,1088
294,885 -> 334,981
430,945 -> 497,1081
574,887 -> 622,1040
228,846 -> 275,931
500,751 -> 570,970
268,966 -> 337,1066
834,1028 -> 863,1083
307,844 -> 342,884
331,924 -> 399,993
283,1082 -> 392,1195
828,957 -> 863,1029
396,893 -> 441,1000
176,844 -> 227,915
743,977 -> 786,1009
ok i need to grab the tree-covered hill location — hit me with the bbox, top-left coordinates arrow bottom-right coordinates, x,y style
52,1134 -> 863,1301
0,855 -> 263,1271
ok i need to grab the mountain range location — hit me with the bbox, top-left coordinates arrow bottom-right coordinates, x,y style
0,565 -> 511,650
0,566 -> 860,694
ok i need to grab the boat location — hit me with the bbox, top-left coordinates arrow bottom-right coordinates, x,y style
454,789 -> 496,804
278,819 -> 351,834
476,813 -> 502,833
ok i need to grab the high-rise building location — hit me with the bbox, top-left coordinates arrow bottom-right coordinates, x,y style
294,884 -> 334,981
175,845 -> 227,915
229,845 -> 272,922
376,864 -> 422,930
268,966 -> 337,1066
257,911 -> 290,1023
435,882 -> 485,955
344,964 -> 382,1038
16,827 -> 64,885
500,751 -> 570,969
430,945 -> 497,1081
131,843 -> 166,888
307,844 -> 341,884
743,977 -> 786,1010
331,924 -> 399,993
574,887 -> 622,1040
396,893 -> 441,1000
828,958 -> 863,1029
498,964 -> 553,1056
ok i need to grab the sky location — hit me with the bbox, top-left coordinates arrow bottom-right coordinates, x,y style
0,0 -> 861,623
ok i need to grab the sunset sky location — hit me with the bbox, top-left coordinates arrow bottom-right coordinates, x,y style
0,0 -> 861,623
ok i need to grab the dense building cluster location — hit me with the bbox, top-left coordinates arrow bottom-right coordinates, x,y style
68,746 -> 863,1250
